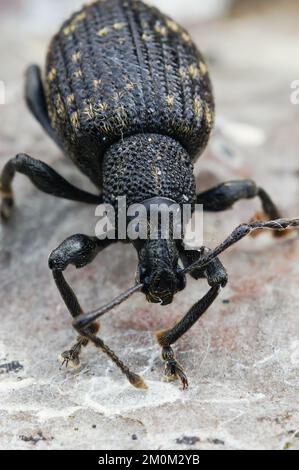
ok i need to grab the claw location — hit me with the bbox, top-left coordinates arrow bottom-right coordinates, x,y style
161,346 -> 189,389
59,350 -> 80,369
177,367 -> 189,390
163,359 -> 189,389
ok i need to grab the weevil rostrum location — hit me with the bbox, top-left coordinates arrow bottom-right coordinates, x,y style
0,0 -> 298,389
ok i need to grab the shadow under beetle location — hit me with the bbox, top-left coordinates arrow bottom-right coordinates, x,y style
1,0 -> 298,389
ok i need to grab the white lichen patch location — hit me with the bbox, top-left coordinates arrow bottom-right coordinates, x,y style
82,377 -> 183,415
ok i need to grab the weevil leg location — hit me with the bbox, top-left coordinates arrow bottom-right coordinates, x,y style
0,153 -> 102,219
49,234 -> 112,368
196,180 -> 286,236
49,235 -> 147,389
60,329 -> 95,369
156,247 -> 227,388
25,64 -> 62,149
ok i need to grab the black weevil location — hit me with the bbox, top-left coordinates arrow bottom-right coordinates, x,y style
1,0 -> 298,389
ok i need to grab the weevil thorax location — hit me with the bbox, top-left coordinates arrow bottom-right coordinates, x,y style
102,133 -> 196,209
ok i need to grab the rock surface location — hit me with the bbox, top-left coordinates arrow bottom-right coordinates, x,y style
0,1 -> 299,450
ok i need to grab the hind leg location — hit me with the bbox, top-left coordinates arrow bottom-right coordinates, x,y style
25,64 -> 61,148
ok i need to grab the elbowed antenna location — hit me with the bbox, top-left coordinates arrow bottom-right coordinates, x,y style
180,218 -> 299,276
73,282 -> 143,329
72,282 -> 146,389
79,327 -> 147,390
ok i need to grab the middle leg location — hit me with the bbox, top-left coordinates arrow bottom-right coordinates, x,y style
0,153 -> 101,220
196,179 -> 282,222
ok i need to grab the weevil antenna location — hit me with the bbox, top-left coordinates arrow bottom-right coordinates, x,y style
181,218 -> 299,276
72,282 -> 146,389
78,327 -> 147,389
73,283 -> 143,330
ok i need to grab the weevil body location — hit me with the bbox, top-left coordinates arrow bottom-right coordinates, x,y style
45,0 -> 214,187
1,0 -> 298,389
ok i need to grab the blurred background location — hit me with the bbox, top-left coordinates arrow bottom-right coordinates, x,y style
0,0 -> 299,451
1,0 -> 299,27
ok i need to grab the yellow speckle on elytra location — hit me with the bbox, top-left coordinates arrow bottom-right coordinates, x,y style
154,23 -> 168,36
113,22 -> 126,30
179,67 -> 187,79
97,102 -> 109,112
66,94 -> 75,105
141,20 -> 149,29
97,27 -> 111,37
63,12 -> 86,35
166,19 -> 179,33
181,31 -> 192,43
83,104 -> 95,120
142,32 -> 152,41
205,102 -> 213,127
113,91 -> 125,102
125,80 -> 135,91
115,105 -> 128,126
102,122 -> 113,134
55,94 -> 65,116
171,117 -> 192,136
74,12 -> 86,23
47,68 -> 57,82
166,95 -> 175,108
70,111 -> 80,128
74,69 -> 83,78
72,51 -> 81,63
93,79 -> 102,89
116,104 -> 126,114
63,24 -> 76,35
188,64 -> 200,79
199,61 -> 208,76
193,96 -> 201,118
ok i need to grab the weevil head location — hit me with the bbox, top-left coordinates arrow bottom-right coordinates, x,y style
137,239 -> 186,305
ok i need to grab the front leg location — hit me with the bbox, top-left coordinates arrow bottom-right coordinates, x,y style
49,234 -> 111,368
156,247 -> 228,388
48,235 -> 146,388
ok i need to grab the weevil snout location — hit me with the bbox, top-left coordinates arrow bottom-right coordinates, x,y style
146,271 -> 185,305
145,272 -> 175,305
141,271 -> 181,305
137,240 -> 186,305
